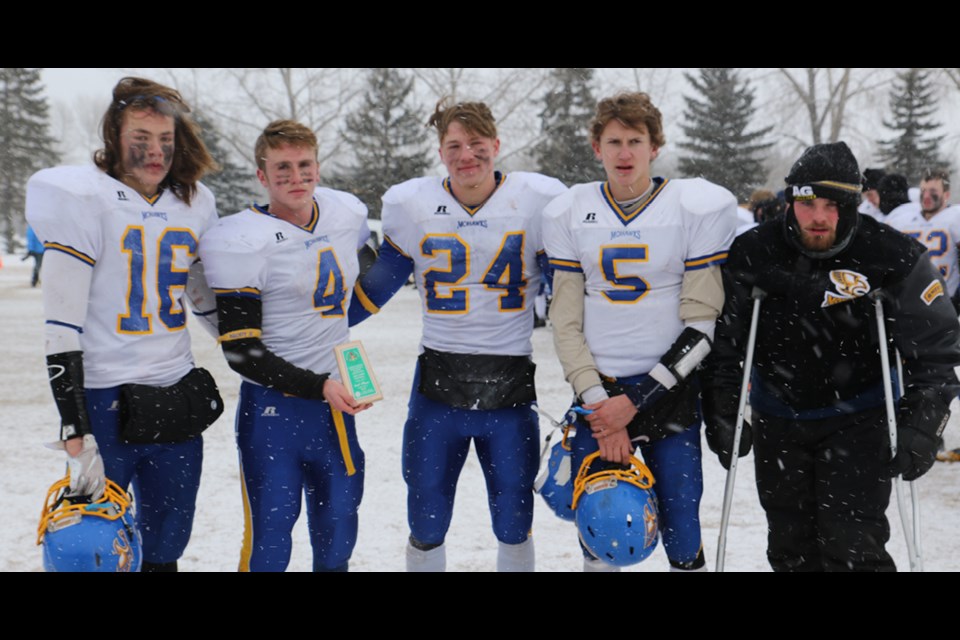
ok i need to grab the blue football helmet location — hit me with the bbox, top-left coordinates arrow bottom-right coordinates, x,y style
38,476 -> 142,572
573,451 -> 659,567
534,425 -> 576,521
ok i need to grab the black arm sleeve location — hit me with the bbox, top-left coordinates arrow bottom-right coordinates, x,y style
47,351 -> 92,439
217,295 -> 329,400
887,256 -> 960,404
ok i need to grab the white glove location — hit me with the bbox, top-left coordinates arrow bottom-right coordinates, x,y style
47,434 -> 106,501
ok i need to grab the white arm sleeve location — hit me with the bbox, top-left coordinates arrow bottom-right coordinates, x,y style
185,260 -> 220,340
41,250 -> 92,355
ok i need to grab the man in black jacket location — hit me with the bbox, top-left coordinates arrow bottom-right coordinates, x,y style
703,142 -> 960,571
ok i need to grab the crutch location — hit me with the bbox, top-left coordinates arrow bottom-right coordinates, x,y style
873,293 -> 923,571
716,287 -> 765,573
895,344 -> 923,571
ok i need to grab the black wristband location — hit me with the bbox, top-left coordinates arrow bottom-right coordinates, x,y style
46,351 -> 92,439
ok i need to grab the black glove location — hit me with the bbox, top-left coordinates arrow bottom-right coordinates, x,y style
702,387 -> 752,471
889,388 -> 950,481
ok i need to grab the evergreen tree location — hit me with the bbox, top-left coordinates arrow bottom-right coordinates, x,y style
0,68 -> 59,252
534,68 -> 605,185
877,68 -> 948,185
194,111 -> 259,216
678,68 -> 773,202
330,68 -> 431,220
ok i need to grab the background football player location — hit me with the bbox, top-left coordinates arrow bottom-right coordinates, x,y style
199,120 -> 372,572
350,99 -> 567,571
543,92 -> 737,571
26,77 -> 221,572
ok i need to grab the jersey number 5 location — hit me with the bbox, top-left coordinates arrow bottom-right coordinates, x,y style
421,232 -> 526,314
119,226 -> 198,334
600,245 -> 650,303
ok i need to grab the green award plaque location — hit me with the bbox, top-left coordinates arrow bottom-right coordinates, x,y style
334,341 -> 383,403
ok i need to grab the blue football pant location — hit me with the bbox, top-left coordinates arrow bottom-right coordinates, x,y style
572,418 -> 704,565
403,369 -> 540,546
86,387 -> 203,565
236,382 -> 365,572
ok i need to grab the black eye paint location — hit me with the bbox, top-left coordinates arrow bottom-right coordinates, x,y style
127,143 -> 149,168
162,144 -> 174,167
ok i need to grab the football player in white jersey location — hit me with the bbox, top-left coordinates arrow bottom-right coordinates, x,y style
886,168 -> 960,307
858,168 -> 886,222
26,77 -> 222,572
543,92 -> 738,571
199,120 -> 372,572
350,100 -> 567,571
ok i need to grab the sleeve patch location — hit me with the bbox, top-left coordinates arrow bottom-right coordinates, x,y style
922,280 -> 945,305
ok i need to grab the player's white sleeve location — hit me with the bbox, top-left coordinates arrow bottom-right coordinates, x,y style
380,181 -> 420,259
40,250 -> 92,355
185,260 -> 220,340
199,223 -> 268,293
543,191 -> 604,397
682,179 -> 738,269
679,180 -> 737,339
26,169 -> 102,266
542,190 -> 580,267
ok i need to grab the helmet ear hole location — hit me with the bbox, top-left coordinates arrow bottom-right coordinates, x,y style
38,476 -> 143,572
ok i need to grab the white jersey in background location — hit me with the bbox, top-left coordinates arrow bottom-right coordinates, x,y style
199,188 -> 369,383
858,199 -> 884,222
26,165 -> 218,388
543,178 -> 737,378
886,202 -> 960,296
382,171 -> 567,356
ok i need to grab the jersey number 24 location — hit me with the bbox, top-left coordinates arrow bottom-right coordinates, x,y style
421,232 -> 526,313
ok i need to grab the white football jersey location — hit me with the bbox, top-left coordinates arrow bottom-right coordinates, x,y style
382,172 -> 567,356
199,188 -> 369,383
885,202 -> 960,295
26,165 -> 218,388
543,178 -> 737,378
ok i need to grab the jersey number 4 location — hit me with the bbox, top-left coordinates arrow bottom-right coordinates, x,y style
421,232 -> 526,313
119,226 -> 198,334
313,248 -> 347,317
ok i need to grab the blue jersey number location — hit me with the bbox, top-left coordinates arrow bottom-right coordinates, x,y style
421,234 -> 470,314
119,227 -> 198,334
907,230 -> 951,279
313,248 -> 346,317
482,232 -> 526,311
421,232 -> 527,313
600,245 -> 650,303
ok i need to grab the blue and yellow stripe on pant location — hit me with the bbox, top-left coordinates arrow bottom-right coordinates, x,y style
235,382 -> 365,572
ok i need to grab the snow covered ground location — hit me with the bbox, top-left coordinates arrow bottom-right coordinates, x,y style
3,252 -> 959,572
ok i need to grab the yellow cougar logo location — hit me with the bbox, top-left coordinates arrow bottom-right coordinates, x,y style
822,270 -> 871,307
113,528 -> 135,573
